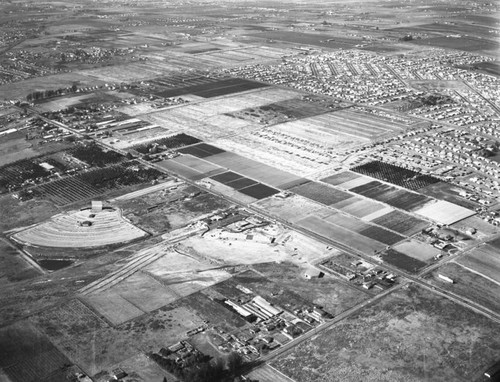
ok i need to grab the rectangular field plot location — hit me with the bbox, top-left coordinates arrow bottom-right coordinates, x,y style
156,158 -> 204,180
382,248 -> 427,274
393,240 -> 439,262
155,78 -> 268,98
351,161 -> 441,191
82,292 -> 145,325
239,183 -> 279,199
371,210 -> 429,236
457,245 -> 500,284
178,143 -> 226,158
291,182 -> 353,206
414,200 -> 475,225
254,194 -> 328,223
205,151 -> 306,189
247,365 -> 296,382
321,171 -> 362,186
295,215 -> 386,254
336,198 -> 387,219
210,171 -> 244,184
172,155 -> 224,176
324,212 -> 405,246
0,322 -> 71,382
226,177 -> 258,189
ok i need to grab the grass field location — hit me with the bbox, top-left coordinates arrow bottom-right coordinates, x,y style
393,240 -> 439,262
0,241 -> 40,287
272,284 -> 500,382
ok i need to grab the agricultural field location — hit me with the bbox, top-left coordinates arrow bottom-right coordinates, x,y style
381,248 -> 427,273
154,77 -> 268,99
271,284 -> 500,382
413,200 -> 476,225
29,163 -> 163,206
351,161 -> 441,191
291,182 -> 353,206
0,321 -> 72,382
130,133 -> 201,154
248,31 -> 360,49
295,215 -> 387,255
349,180 -> 433,212
371,210 -> 429,236
12,207 -> 148,248
425,262 -> 500,315
418,182 -> 478,210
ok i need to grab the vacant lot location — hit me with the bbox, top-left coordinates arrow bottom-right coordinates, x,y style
425,262 -> 500,316
272,284 -> 500,382
253,262 -> 370,316
456,245 -> 500,284
254,194 -> 327,223
0,241 -> 40,287
32,300 -> 204,376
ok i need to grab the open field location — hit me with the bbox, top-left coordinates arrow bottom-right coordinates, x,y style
0,241 -> 41,287
253,261 -> 370,316
425,262 -> 500,315
254,194 -> 327,223
457,244 -> 500,284
248,31 -> 360,49
82,292 -> 145,325
94,353 -> 173,382
0,195 -> 60,233
0,321 -> 71,382
393,240 -> 440,262
419,182 -> 478,210
12,208 -> 148,248
178,291 -> 248,333
272,284 -> 500,382
32,300 -> 205,376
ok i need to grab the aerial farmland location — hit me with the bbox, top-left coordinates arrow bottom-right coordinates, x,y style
0,0 -> 499,381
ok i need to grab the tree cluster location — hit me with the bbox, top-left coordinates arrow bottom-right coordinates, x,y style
26,84 -> 78,102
